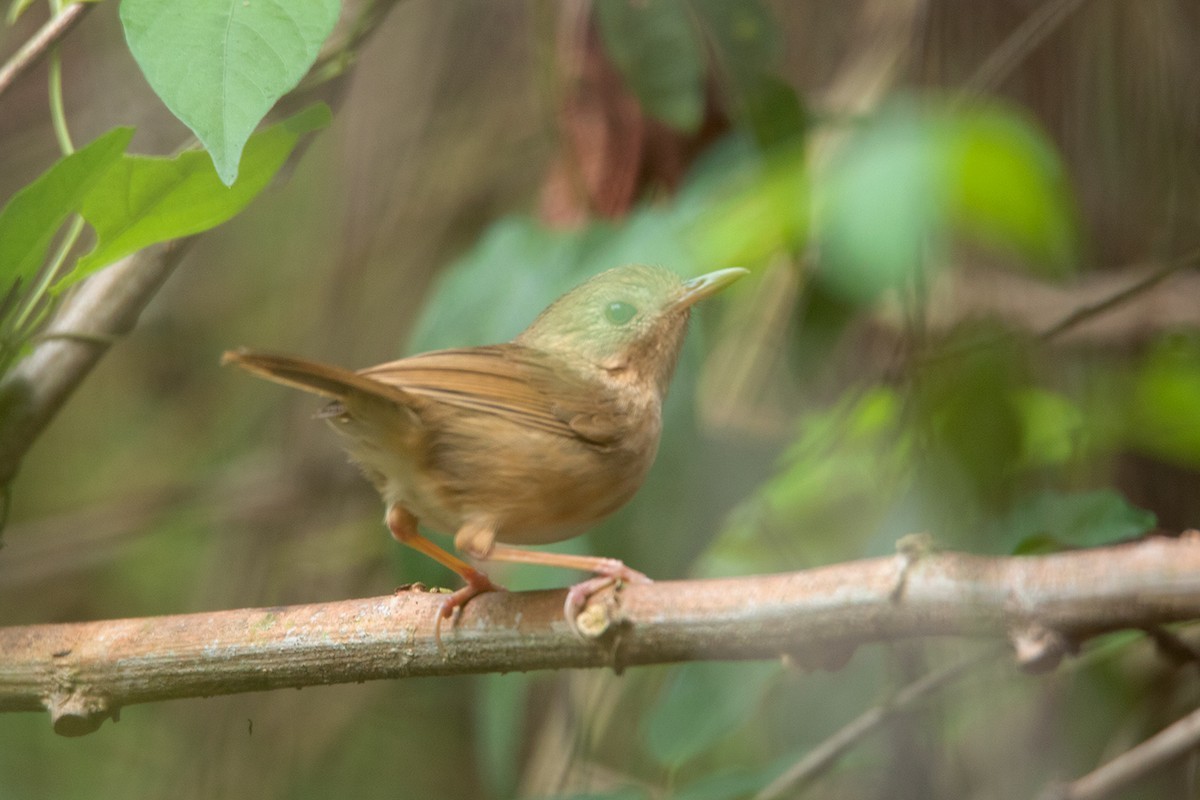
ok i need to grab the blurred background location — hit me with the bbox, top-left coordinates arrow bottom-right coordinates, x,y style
2,0 -> 1200,797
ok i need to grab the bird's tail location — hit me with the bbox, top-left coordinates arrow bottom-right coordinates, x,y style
221,348 -> 412,406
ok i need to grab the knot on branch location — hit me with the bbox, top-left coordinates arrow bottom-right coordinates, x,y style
1010,623 -> 1074,673
48,690 -> 117,737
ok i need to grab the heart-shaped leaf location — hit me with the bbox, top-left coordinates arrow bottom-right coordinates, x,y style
120,0 -> 340,185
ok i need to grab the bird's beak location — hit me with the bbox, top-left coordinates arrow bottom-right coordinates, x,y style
674,267 -> 749,310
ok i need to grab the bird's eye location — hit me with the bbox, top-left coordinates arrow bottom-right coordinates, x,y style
604,300 -> 637,326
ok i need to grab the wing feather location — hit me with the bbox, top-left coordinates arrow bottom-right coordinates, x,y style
360,345 -> 628,445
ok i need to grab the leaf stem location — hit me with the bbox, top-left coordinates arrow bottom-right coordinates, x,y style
7,46 -> 86,341
48,48 -> 75,155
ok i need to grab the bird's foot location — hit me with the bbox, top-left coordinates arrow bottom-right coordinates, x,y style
434,569 -> 504,650
564,559 -> 651,634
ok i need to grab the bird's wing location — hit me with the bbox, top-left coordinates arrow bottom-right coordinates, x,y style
222,349 -> 418,408
360,345 -> 629,445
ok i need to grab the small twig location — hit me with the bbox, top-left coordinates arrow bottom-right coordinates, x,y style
1038,250 -> 1200,342
1142,625 -> 1200,671
922,251 -> 1200,366
755,646 -> 1001,800
963,0 -> 1090,97
1041,703 -> 1200,800
0,3 -> 90,100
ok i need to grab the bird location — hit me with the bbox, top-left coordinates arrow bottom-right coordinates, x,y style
222,264 -> 746,632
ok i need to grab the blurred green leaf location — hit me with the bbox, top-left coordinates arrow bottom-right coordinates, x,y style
120,0 -> 340,185
476,673 -> 530,798
702,388 -> 908,573
685,139 -> 808,271
816,104 -> 945,302
6,0 -> 36,24
692,0 -> 778,89
0,127 -> 132,287
928,342 -> 1026,504
994,489 -> 1155,553
1127,336 -> 1200,468
70,104 -> 330,280
547,790 -> 648,800
816,99 -> 1078,302
595,0 -> 705,132
739,74 -> 809,148
1014,388 -> 1085,468
672,763 -> 785,800
944,104 -> 1079,274
643,661 -> 778,767
691,1 -> 804,147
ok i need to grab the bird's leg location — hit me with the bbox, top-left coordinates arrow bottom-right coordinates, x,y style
482,545 -> 651,625
386,506 -> 503,631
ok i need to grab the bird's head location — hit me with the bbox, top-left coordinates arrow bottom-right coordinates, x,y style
517,264 -> 747,396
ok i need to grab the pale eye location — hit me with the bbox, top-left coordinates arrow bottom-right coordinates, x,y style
604,300 -> 637,325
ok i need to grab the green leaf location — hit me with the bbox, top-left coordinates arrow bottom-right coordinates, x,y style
816,104 -> 946,302
1128,336 -> 1200,468
0,127 -> 132,287
1014,388 -> 1085,468
595,0 -> 706,131
686,140 -> 806,268
994,489 -> 1156,554
672,764 -> 786,800
120,0 -> 340,185
691,1 -> 804,148
642,661 -> 777,767
816,99 -> 1079,301
70,104 -> 331,280
691,0 -> 778,90
944,105 -> 1079,275
6,0 -> 37,24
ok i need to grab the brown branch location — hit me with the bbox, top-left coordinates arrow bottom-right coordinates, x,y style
3,535 -> 1200,737
755,647 -> 1001,800
0,241 -> 192,489
0,3 -> 91,100
1040,702 -> 1200,800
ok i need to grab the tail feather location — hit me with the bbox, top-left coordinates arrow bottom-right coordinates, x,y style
221,348 -> 413,406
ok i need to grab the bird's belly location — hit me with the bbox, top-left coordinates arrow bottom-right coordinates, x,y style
328,401 -> 660,546
429,421 -> 657,545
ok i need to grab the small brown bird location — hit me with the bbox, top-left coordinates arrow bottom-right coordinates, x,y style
223,264 -> 746,628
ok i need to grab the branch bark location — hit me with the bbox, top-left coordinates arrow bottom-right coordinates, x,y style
3,535 -> 1200,737
0,241 -> 191,490
0,3 -> 91,100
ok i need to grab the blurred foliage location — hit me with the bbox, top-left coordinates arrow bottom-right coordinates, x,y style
817,98 -> 1079,303
3,1 -> 1200,799
0,105 -> 329,375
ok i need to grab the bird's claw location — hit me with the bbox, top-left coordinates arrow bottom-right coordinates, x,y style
564,561 -> 651,637
433,573 -> 504,651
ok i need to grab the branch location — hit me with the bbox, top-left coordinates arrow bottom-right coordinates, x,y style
1040,702 -> 1200,800
755,647 -> 1000,800
0,241 -> 192,489
3,535 -> 1200,737
0,3 -> 91,100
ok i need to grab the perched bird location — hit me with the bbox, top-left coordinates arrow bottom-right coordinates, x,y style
223,264 -> 746,629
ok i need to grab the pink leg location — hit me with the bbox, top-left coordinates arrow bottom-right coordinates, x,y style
386,506 -> 503,642
484,545 -> 651,626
